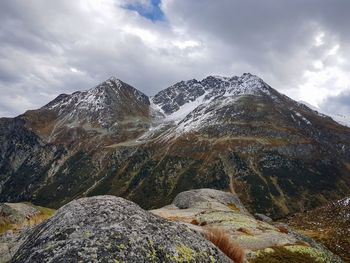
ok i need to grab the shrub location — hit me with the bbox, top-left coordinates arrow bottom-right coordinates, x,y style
204,227 -> 245,263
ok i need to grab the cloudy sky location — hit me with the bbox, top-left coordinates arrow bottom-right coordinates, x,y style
0,0 -> 349,117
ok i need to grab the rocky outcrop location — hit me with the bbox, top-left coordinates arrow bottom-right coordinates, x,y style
0,203 -> 55,263
0,203 -> 55,234
172,189 -> 249,214
11,196 -> 232,263
151,189 -> 343,262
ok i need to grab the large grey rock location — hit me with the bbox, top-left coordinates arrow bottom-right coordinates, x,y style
172,188 -> 249,214
11,196 -> 232,263
254,213 -> 273,223
0,229 -> 32,263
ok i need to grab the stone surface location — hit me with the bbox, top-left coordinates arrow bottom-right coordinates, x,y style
11,196 -> 232,263
0,229 -> 32,263
254,213 -> 273,223
151,189 -> 343,262
172,189 -> 249,214
0,203 -> 39,226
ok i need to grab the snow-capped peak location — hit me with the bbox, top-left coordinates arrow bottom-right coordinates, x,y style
43,77 -> 149,128
151,73 -> 274,123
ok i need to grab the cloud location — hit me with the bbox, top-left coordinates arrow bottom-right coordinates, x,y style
319,91 -> 350,116
162,0 -> 350,105
0,0 -> 349,117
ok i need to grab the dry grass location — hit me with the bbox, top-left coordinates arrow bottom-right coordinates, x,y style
190,219 -> 199,225
276,224 -> 289,234
204,227 -> 245,263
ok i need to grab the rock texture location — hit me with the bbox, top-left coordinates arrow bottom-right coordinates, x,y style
0,228 -> 32,263
172,188 -> 249,214
151,189 -> 343,262
1,74 -> 350,219
11,195 -> 232,263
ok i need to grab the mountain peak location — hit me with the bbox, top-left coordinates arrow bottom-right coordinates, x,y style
43,78 -> 149,129
152,73 -> 273,116
101,76 -> 124,87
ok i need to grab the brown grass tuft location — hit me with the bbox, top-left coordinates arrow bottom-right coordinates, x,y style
276,224 -> 289,234
204,227 -> 245,263
190,219 -> 199,225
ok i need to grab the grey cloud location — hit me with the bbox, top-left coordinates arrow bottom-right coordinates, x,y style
320,91 -> 350,116
0,0 -> 350,117
163,0 -> 350,82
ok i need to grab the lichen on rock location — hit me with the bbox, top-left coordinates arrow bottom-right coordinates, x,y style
11,196 -> 232,263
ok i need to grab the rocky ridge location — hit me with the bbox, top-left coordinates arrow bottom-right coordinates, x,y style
151,189 -> 342,262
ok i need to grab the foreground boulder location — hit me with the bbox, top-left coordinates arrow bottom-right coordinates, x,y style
11,195 -> 232,263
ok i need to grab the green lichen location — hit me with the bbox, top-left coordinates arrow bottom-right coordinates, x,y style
84,231 -> 93,238
0,223 -> 14,234
34,205 -> 56,217
146,239 -> 157,262
227,203 -> 240,212
209,255 -> 216,263
196,211 -> 265,229
147,249 -> 157,262
168,244 -> 195,262
284,245 -> 332,262
251,245 -> 332,263
117,244 -> 126,250
176,244 -> 194,262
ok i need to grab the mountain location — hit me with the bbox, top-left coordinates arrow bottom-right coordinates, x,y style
1,73 -> 350,219
328,114 -> 350,128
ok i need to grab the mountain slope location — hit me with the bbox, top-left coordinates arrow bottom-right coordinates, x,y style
0,74 -> 349,219
287,197 -> 350,262
0,78 -> 151,206
116,74 -> 350,218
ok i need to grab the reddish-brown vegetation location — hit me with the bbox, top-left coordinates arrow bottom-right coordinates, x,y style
204,227 -> 245,263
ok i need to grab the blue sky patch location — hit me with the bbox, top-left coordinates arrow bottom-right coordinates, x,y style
125,0 -> 165,22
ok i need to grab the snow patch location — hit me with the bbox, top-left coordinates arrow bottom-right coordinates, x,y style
294,112 -> 312,125
339,197 -> 350,206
